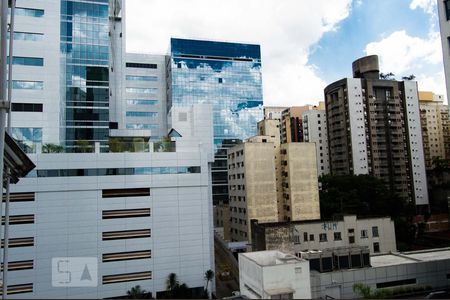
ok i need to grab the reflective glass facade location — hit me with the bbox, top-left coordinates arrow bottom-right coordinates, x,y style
169,38 -> 264,203
11,127 -> 43,153
61,0 -> 110,151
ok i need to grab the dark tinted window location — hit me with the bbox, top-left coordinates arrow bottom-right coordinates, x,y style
126,63 -> 157,69
11,103 -> 43,112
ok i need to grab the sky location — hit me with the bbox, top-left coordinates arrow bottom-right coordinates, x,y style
126,0 -> 446,107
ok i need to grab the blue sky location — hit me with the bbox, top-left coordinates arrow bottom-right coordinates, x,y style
310,0 -> 436,83
127,0 -> 446,106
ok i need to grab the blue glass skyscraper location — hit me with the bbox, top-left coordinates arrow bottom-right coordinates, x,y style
169,38 -> 264,203
60,0 -> 111,151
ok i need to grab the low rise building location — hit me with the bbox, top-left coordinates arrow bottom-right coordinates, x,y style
239,251 -> 312,299
240,248 -> 450,299
251,215 -> 397,255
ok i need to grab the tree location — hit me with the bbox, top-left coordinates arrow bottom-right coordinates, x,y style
204,269 -> 214,298
166,273 -> 179,295
402,74 -> 416,80
380,72 -> 395,80
42,143 -> 64,153
74,140 -> 93,153
319,174 -> 409,219
126,285 -> 150,299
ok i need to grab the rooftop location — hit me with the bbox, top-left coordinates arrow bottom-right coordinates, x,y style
370,248 -> 450,267
241,250 -> 304,267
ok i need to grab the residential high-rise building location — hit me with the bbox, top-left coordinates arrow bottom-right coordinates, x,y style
264,106 -> 287,121
168,38 -> 264,205
280,105 -> 321,144
438,0 -> 450,100
228,136 -> 279,242
419,91 -> 450,169
279,143 -> 321,222
227,136 -> 320,242
324,55 -> 428,208
5,1 -> 216,298
302,104 -> 330,177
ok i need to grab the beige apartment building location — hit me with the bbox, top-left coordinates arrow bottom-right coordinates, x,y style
280,143 -> 321,222
280,103 -> 325,144
419,91 -> 450,170
228,135 -> 321,242
228,136 -> 279,242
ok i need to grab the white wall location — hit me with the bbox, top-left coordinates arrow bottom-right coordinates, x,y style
404,81 -> 429,206
346,78 -> 369,175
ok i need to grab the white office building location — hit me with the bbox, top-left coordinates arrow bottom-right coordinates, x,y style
3,0 -> 216,298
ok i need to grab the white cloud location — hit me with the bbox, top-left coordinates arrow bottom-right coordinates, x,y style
409,0 -> 436,14
365,30 -> 446,98
126,0 -> 353,106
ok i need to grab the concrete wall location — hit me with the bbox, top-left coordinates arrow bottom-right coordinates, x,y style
346,78 -> 369,175
404,81 -> 429,206
281,143 -> 321,221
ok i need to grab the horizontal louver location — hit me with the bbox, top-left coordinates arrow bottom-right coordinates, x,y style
102,209 -> 150,219
2,215 -> 34,225
103,271 -> 152,284
2,193 -> 34,202
0,283 -> 33,295
102,250 -> 151,262
1,237 -> 34,248
102,229 -> 151,241
102,188 -> 150,198
1,260 -> 33,271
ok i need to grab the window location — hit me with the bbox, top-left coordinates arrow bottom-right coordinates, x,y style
11,103 -> 43,112
102,208 -> 151,219
309,234 -> 315,241
102,229 -> 151,241
445,0 -> 450,20
103,271 -> 152,284
334,232 -> 342,241
348,228 -> 354,234
15,7 -> 44,17
373,242 -> 380,253
9,31 -> 43,41
102,188 -> 150,198
11,127 -> 42,153
127,99 -> 158,106
126,87 -> 157,94
12,80 -> 43,90
361,230 -> 368,238
126,75 -> 157,81
8,56 -> 43,66
102,250 -> 151,262
303,233 -> 308,242
126,123 -> 158,130
349,236 -> 355,244
126,111 -> 158,117
294,235 -> 300,244
126,63 -> 157,69
376,278 -> 416,289
218,78 -> 223,83
319,233 -> 327,242
372,226 -> 379,237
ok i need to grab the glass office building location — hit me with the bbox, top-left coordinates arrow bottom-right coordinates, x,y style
61,0 -> 110,151
169,38 -> 264,203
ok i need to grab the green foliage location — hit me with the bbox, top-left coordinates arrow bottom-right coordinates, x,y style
353,283 -> 432,299
42,143 -> 64,153
74,140 -> 94,153
126,285 -> 151,299
380,72 -> 396,80
319,174 -> 411,219
163,273 -> 205,299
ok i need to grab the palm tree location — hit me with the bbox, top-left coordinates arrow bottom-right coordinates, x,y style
42,143 -> 64,153
166,273 -> 179,297
126,285 -> 148,299
204,269 -> 214,298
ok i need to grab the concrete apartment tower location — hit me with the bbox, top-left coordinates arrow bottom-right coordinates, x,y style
302,103 -> 330,177
438,0 -> 450,100
419,91 -> 450,169
324,55 -> 428,209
